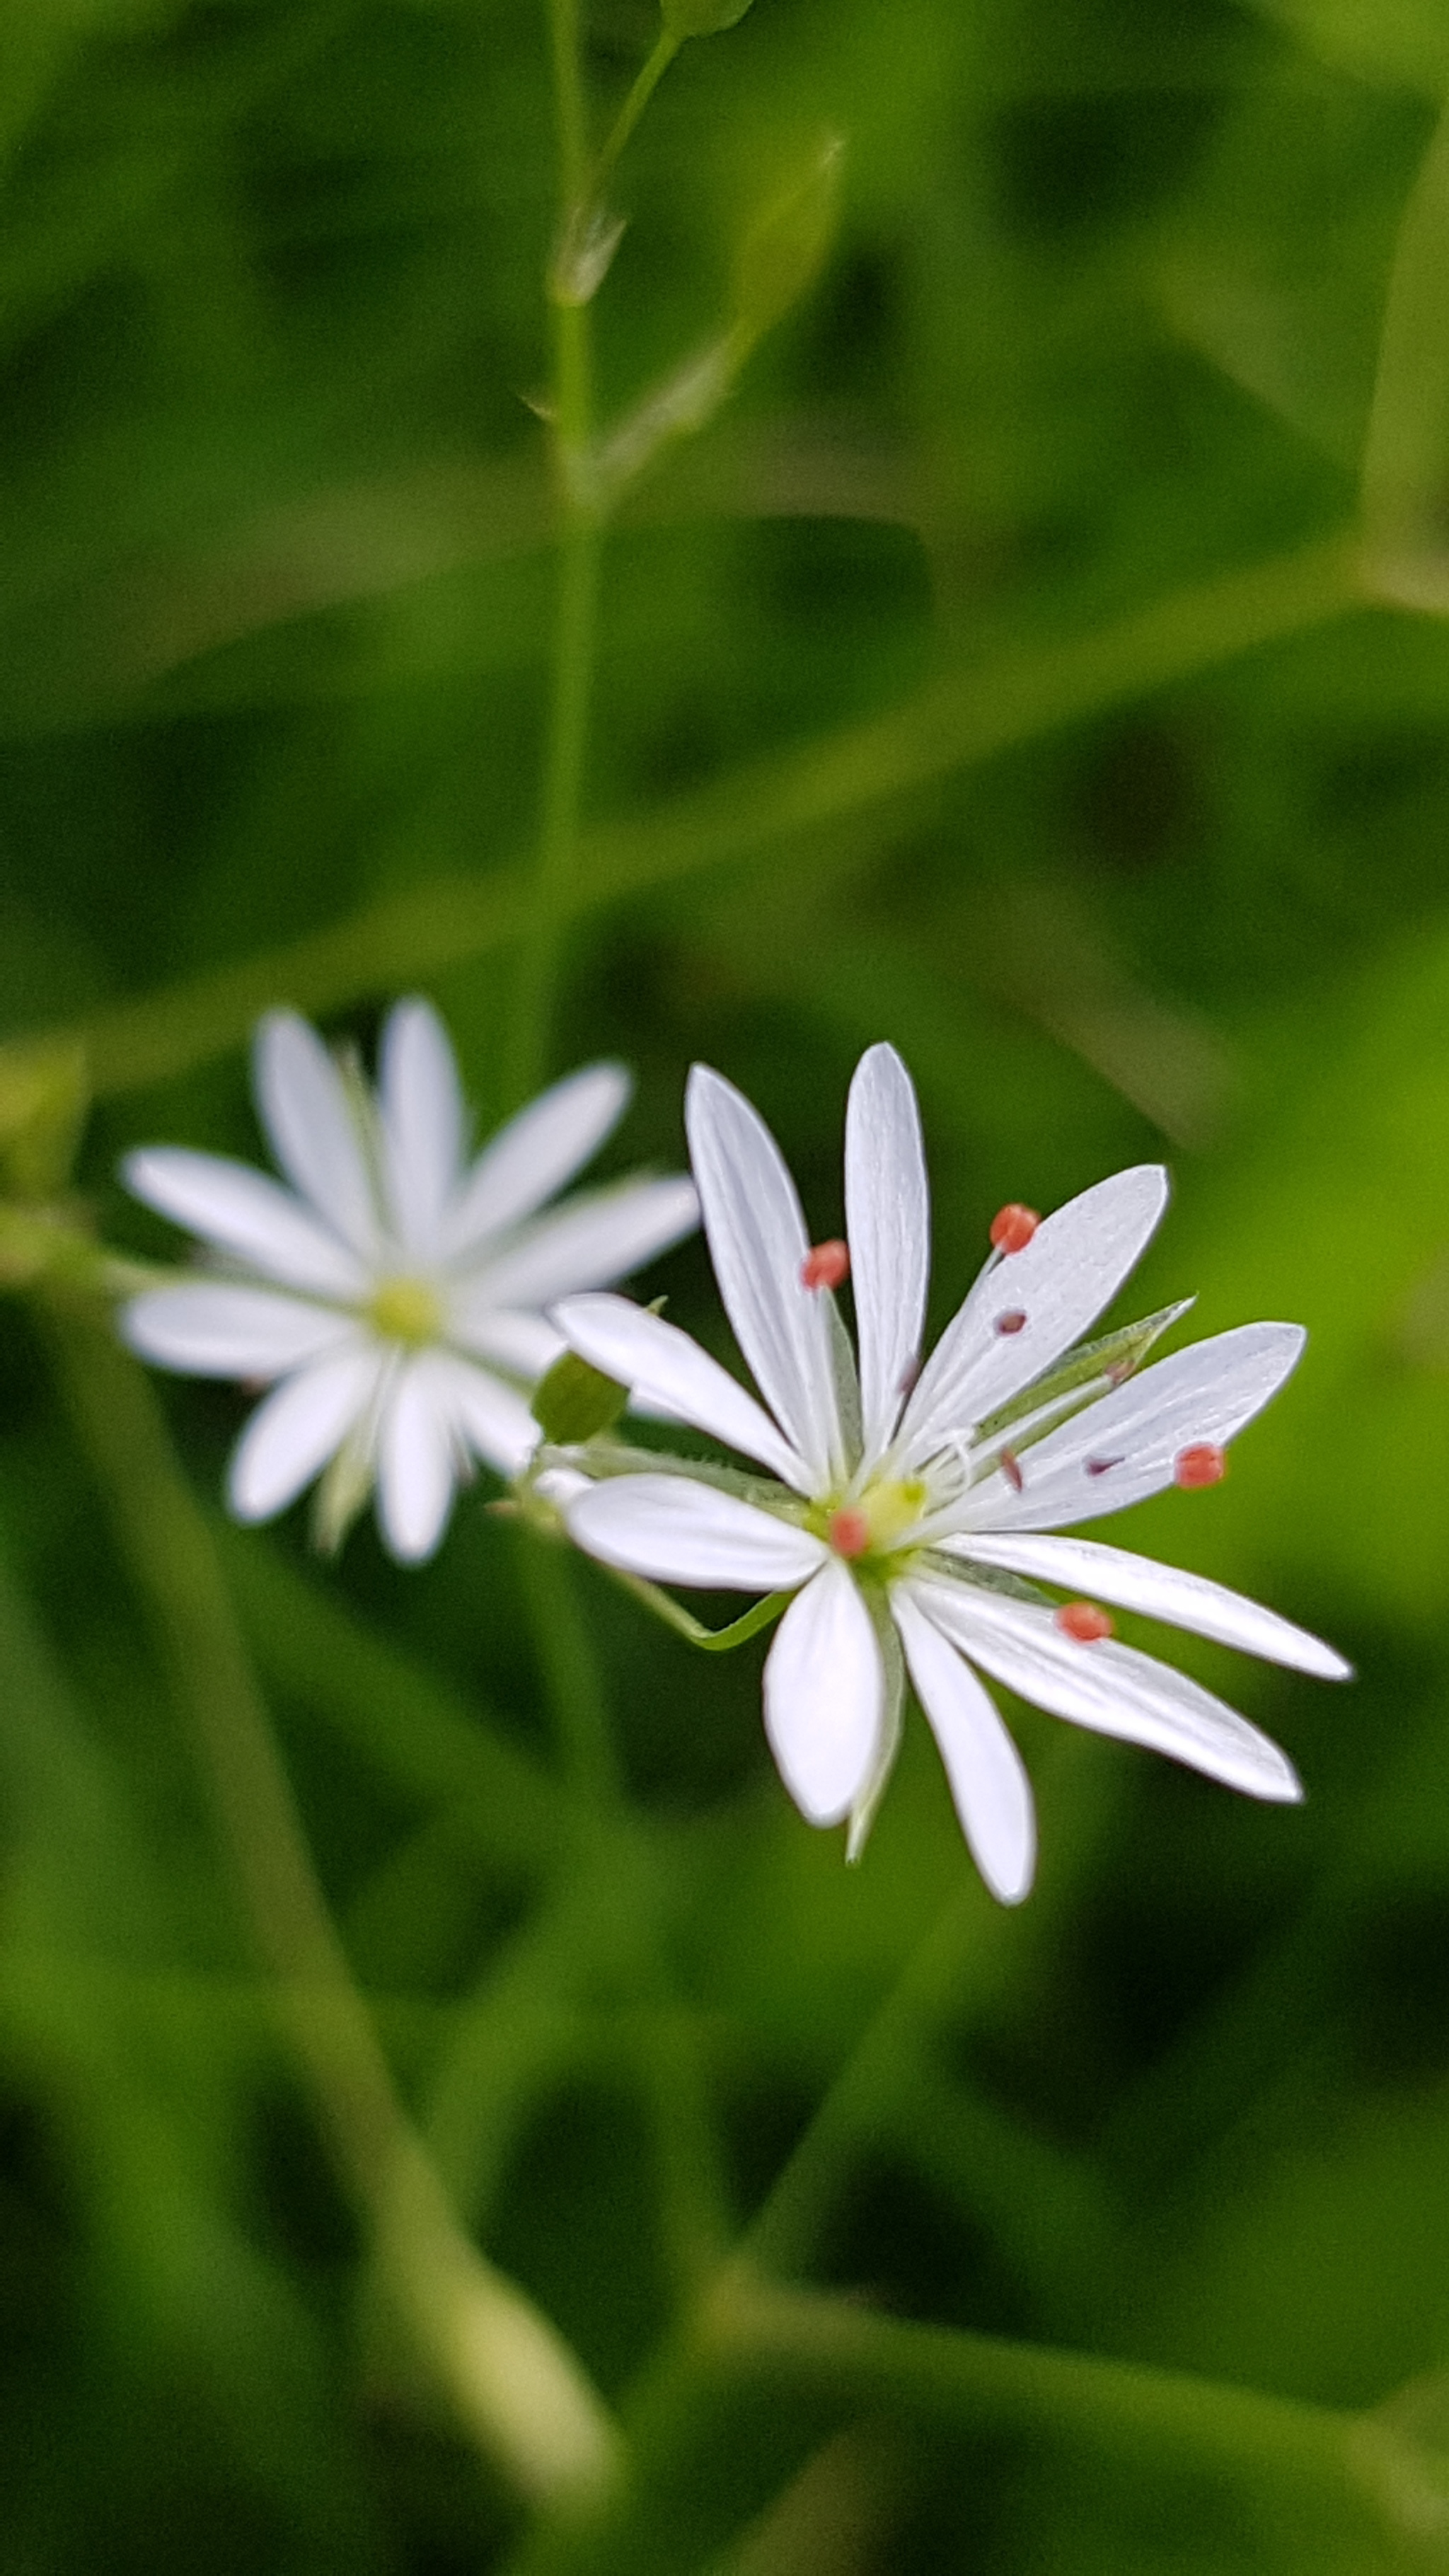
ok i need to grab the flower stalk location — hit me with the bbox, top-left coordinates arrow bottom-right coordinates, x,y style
42,1297 -> 619,2510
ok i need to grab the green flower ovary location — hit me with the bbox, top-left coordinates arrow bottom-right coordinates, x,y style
367,1276 -> 442,1347
812,1473 -> 930,1566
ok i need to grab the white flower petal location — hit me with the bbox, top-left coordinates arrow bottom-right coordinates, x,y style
227,1348 -> 382,1522
892,1585 -> 1035,1902
254,1010 -> 381,1259
845,1043 -> 930,1467
686,1063 -> 843,1488
553,1293 -> 808,1486
122,1148 -> 366,1298
902,1165 -> 1170,1455
433,1352 -> 540,1478
958,1322 -> 1307,1532
763,1561 -> 884,1825
945,1530 -> 1350,1680
470,1175 -> 698,1308
450,1305 -> 562,1381
533,1464 -> 592,1513
121,1283 -> 359,1379
379,998 -> 466,1264
566,1472 -> 828,1590
443,1062 -> 631,1256
377,1355 -> 461,1561
910,1576 -> 1301,1803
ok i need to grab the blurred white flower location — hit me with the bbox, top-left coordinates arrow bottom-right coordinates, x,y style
121,1001 -> 698,1562
551,1044 -> 1349,1900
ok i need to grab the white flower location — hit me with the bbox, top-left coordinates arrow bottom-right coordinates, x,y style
550,1044 -> 1349,1902
120,1001 -> 698,1562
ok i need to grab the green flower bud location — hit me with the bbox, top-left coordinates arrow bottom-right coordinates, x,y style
531,1349 -> 630,1445
661,0 -> 755,38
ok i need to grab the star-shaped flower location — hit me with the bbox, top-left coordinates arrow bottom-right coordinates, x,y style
549,1044 -> 1349,1900
120,1000 -> 698,1561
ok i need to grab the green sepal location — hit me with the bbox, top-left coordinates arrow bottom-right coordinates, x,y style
974,1298 -> 1194,1454
532,1351 -> 631,1445
846,1596 -> 904,1864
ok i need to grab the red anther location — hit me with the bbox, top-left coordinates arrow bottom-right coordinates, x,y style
1056,1600 -> 1114,1644
994,1310 -> 1027,1336
991,1203 -> 1040,1255
1105,1359 -> 1134,1387
801,1239 -> 850,1292
1174,1443 -> 1227,1490
828,1508 -> 871,1559
1085,1455 -> 1123,1479
999,1448 -> 1024,1494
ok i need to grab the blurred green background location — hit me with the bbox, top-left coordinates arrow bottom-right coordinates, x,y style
7,0 -> 1449,2568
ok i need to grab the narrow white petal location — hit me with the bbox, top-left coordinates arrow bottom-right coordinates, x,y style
227,1348 -> 381,1521
845,1043 -> 930,1467
121,1283 -> 359,1379
377,1355 -> 461,1561
253,1011 -> 381,1259
567,1473 -> 827,1590
686,1063 -> 843,1487
763,1561 -> 884,1825
379,998 -> 466,1264
958,1322 -> 1307,1532
911,1576 -> 1302,1802
443,1063 -> 631,1255
892,1586 -> 1035,1902
945,1530 -> 1351,1680
432,1352 -> 540,1477
469,1175 -> 698,1308
903,1165 -> 1170,1453
553,1293 -> 808,1486
449,1305 -> 562,1381
122,1148 -> 366,1298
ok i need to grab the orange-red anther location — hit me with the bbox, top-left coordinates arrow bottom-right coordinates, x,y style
828,1508 -> 870,1559
801,1239 -> 850,1292
1174,1443 -> 1227,1490
999,1448 -> 1024,1493
991,1203 -> 1040,1255
994,1309 -> 1027,1336
1056,1600 -> 1114,1644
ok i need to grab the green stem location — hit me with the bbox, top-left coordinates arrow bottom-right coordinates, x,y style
545,0 -> 589,205
44,1299 -> 619,2511
739,1882 -> 981,2278
613,1569 -> 791,1652
516,1526 -> 621,1804
503,3 -> 605,1109
52,532 -> 1366,1101
504,502 -> 602,1108
706,2274 -> 1361,2505
594,30 -> 681,189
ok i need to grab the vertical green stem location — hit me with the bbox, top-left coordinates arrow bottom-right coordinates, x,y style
515,1525 -> 620,1805
503,2 -> 604,1110
504,502 -> 602,1109
45,1300 -> 618,2509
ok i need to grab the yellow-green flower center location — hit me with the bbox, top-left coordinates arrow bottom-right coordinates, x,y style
812,1474 -> 929,1564
368,1276 -> 442,1347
